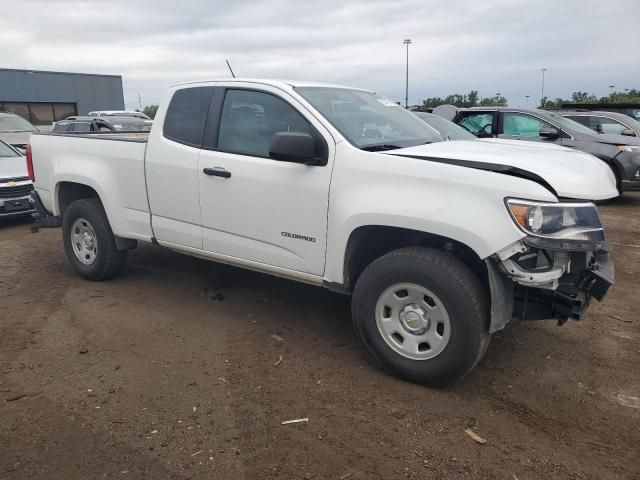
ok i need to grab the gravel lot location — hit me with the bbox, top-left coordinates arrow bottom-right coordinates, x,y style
1,195 -> 639,479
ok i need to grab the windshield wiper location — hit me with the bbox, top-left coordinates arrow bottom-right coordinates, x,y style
360,144 -> 403,152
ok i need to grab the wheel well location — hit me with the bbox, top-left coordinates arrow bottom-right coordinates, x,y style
343,226 -> 488,293
57,182 -> 99,216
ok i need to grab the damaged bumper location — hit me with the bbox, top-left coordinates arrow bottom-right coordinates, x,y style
486,238 -> 614,333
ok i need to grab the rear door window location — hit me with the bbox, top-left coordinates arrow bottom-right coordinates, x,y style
163,87 -> 215,147
565,115 -> 594,130
71,122 -> 91,132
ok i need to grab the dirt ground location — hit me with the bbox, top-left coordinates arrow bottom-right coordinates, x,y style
1,195 -> 639,480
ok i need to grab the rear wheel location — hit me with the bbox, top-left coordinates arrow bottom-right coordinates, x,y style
62,198 -> 126,280
352,247 -> 490,387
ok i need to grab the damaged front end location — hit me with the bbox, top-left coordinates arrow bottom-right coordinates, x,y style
486,199 -> 614,333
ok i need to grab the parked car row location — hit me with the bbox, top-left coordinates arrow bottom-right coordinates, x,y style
432,106 -> 640,196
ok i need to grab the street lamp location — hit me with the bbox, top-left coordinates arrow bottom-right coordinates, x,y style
403,38 -> 412,108
525,95 -> 530,107
540,68 -> 548,107
609,85 -> 615,97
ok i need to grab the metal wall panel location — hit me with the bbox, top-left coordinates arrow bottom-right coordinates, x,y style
0,68 -> 125,115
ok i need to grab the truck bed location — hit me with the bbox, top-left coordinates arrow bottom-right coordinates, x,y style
43,132 -> 150,143
30,132 -> 153,242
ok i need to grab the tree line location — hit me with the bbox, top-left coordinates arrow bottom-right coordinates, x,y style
420,88 -> 640,109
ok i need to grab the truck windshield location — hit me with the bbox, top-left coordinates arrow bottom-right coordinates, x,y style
295,87 -> 444,150
0,115 -> 38,133
0,141 -> 19,157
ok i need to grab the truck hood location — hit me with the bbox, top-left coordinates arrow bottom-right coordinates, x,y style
386,139 -> 618,201
0,155 -> 28,180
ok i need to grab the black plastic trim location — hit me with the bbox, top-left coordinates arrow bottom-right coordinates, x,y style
322,280 -> 351,295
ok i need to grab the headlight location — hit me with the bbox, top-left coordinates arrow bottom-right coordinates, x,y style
506,199 -> 605,241
618,145 -> 640,153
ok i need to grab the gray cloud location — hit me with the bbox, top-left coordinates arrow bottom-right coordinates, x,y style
2,0 -> 639,108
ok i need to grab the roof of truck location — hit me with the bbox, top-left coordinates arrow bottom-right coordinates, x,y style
171,78 -> 367,91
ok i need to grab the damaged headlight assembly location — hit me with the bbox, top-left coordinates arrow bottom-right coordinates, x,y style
496,199 -> 608,290
505,198 -> 605,247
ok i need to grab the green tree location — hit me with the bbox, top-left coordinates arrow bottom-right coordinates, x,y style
479,94 -> 507,107
143,105 -> 159,119
421,90 -> 481,108
571,91 -> 597,103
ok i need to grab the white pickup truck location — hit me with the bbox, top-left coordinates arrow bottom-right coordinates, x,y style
28,79 -> 616,386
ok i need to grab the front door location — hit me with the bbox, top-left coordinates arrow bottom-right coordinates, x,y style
197,86 -> 334,275
498,111 -> 561,145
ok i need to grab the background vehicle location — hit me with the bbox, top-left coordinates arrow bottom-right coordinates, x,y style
0,139 -> 34,218
559,110 -> 640,138
412,111 -> 476,141
87,110 -> 151,120
442,106 -> 640,195
28,79 -> 616,386
0,112 -> 39,154
52,116 -> 152,134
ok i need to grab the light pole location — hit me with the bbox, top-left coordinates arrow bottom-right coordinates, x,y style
540,68 -> 547,107
609,85 -> 615,97
403,38 -> 412,108
525,95 -> 530,107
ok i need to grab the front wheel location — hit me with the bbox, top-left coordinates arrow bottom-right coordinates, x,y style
62,198 -> 127,280
352,247 -> 490,387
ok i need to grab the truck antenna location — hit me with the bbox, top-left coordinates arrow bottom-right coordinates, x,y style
225,59 -> 236,78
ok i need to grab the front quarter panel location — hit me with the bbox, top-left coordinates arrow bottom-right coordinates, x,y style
324,142 -> 557,284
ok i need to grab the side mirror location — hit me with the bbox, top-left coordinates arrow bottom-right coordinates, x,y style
621,128 -> 636,137
539,126 -> 560,139
269,132 -> 319,165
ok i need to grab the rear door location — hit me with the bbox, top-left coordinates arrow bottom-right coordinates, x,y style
196,85 -> 334,275
145,86 -> 215,248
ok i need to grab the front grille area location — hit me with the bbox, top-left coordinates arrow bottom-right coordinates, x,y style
0,183 -> 34,198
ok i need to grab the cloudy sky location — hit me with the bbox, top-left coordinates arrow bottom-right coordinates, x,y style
3,0 -> 639,108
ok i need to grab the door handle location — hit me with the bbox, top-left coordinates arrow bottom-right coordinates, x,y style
203,167 -> 231,178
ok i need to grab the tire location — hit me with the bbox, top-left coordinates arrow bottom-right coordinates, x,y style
351,247 -> 490,387
62,198 -> 127,281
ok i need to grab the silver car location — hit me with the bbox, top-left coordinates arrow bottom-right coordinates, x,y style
0,112 -> 39,153
559,110 -> 640,138
0,139 -> 35,218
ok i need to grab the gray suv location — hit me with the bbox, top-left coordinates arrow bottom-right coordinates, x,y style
447,107 -> 640,195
